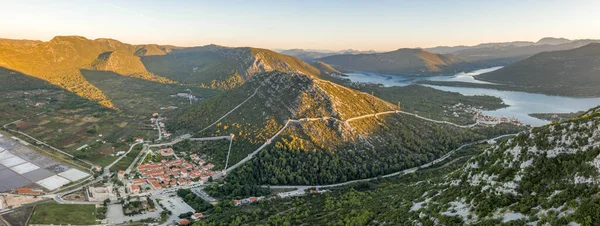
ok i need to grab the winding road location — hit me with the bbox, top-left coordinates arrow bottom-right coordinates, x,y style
217,109 -> 481,178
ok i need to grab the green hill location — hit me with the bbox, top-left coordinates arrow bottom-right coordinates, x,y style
476,43 -> 600,96
318,48 -> 469,75
172,71 -> 518,186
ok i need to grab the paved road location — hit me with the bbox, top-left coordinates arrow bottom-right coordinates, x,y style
219,109 -> 482,178
155,119 -> 162,141
126,144 -> 149,174
264,133 -> 518,190
148,135 -> 231,148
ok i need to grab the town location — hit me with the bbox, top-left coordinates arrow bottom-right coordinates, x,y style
443,103 -> 524,126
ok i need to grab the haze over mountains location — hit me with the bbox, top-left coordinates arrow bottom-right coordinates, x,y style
277,37 -> 598,77
427,37 -> 600,65
279,49 -> 377,61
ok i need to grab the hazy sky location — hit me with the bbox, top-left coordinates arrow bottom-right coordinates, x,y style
1,0 -> 599,51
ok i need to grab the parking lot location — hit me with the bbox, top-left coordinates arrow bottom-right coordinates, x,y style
191,187 -> 216,203
106,202 -> 164,225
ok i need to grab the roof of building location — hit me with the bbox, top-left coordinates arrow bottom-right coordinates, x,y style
16,187 -> 41,195
192,212 -> 204,219
178,219 -> 191,225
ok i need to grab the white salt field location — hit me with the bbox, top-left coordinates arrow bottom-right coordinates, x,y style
0,156 -> 27,167
10,162 -> 40,174
0,135 -> 90,192
36,175 -> 71,190
59,168 -> 90,181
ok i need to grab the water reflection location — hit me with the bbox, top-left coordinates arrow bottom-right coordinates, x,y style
343,67 -> 600,126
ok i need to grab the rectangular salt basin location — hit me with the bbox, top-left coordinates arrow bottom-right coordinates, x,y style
0,156 -> 27,167
58,168 -> 90,182
36,175 -> 70,190
11,162 -> 40,174
0,174 -> 31,193
22,168 -> 54,181
0,151 -> 16,160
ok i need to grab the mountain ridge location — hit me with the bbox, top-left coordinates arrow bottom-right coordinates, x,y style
476,43 -> 600,91
317,48 -> 468,75
0,36 -> 331,108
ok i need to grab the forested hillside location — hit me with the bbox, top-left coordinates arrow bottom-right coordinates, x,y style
197,106 -> 600,225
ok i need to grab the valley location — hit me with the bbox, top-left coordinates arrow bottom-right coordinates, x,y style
0,30 -> 599,226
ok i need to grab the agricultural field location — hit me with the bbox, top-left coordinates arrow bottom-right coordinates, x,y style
6,111 -> 154,165
1,206 -> 34,226
82,70 -> 220,115
1,69 -> 222,166
29,202 -> 98,225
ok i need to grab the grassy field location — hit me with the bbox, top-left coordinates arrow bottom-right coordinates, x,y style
29,202 -> 97,225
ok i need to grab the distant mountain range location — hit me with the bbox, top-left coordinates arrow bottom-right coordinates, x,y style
289,37 -> 600,76
279,49 -> 377,61
426,37 -> 575,53
426,37 -> 600,66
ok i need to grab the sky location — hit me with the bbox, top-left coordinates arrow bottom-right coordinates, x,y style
1,0 -> 599,51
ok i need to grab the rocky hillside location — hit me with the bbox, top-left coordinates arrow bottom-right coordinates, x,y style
141,45 -> 324,89
318,48 -> 468,75
407,108 -> 600,225
476,43 -> 600,96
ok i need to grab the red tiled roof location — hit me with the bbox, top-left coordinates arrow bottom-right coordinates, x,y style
192,212 -> 204,219
151,181 -> 162,188
16,187 -> 40,195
